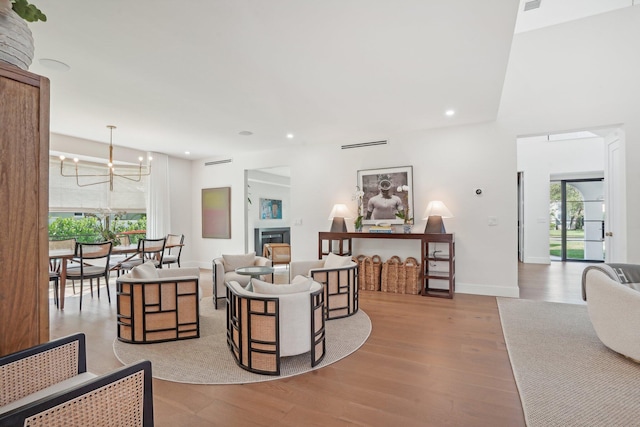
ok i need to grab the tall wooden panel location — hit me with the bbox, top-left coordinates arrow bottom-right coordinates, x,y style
0,63 -> 50,356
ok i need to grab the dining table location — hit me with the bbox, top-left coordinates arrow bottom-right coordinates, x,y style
49,244 -> 139,310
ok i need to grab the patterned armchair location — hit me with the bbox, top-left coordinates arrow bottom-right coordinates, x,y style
0,333 -> 153,426
226,277 -> 326,375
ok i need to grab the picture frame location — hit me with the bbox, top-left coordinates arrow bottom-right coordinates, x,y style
202,187 -> 231,238
357,166 -> 413,225
259,198 -> 282,219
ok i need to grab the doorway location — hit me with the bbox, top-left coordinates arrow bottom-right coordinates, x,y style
549,178 -> 604,262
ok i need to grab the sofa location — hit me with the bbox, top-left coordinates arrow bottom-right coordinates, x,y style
0,333 -> 153,426
582,263 -> 640,361
116,262 -> 201,343
212,252 -> 272,308
226,276 -> 326,375
290,253 -> 359,320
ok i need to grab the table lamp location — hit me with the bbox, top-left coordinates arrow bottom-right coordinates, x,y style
423,201 -> 453,233
328,204 -> 353,232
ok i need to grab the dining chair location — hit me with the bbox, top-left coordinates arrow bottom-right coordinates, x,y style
162,234 -> 184,268
120,237 -> 166,272
66,241 -> 113,311
109,234 -> 132,277
49,238 -> 77,296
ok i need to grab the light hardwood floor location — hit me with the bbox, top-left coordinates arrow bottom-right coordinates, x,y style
48,262 -> 592,426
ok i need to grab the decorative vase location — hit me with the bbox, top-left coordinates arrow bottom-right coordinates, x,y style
403,224 -> 412,234
0,9 -> 34,70
355,225 -> 363,232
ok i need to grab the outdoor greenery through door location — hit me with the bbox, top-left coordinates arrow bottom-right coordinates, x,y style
549,179 -> 604,262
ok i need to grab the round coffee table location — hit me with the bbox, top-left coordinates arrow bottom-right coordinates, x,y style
235,266 -> 274,279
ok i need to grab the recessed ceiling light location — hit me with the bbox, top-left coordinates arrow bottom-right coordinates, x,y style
286,133 -> 294,139
239,130 -> 253,136
445,109 -> 456,117
39,58 -> 71,71
185,151 -> 190,155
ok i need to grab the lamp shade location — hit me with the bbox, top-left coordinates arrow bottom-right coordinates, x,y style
328,204 -> 353,233
423,201 -> 453,234
422,201 -> 453,219
328,204 -> 353,220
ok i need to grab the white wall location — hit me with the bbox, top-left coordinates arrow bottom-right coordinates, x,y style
499,6 -> 640,263
190,121 -> 519,298
517,137 -> 604,263
167,156 -> 193,266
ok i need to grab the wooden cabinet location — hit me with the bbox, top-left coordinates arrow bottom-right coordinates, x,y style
318,231 -> 456,298
0,63 -> 50,356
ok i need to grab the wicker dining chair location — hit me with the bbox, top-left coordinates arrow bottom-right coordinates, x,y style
66,241 -> 113,311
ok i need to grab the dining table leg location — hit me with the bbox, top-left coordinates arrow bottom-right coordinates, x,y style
59,259 -> 67,310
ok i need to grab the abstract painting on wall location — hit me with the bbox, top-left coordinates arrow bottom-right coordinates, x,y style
202,187 -> 231,238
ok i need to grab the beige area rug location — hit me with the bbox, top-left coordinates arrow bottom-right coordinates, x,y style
498,298 -> 640,427
113,297 -> 371,384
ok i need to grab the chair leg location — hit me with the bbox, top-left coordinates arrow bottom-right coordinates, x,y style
52,278 -> 59,308
105,274 -> 111,304
96,278 -> 100,298
89,279 -> 94,298
79,279 -> 84,311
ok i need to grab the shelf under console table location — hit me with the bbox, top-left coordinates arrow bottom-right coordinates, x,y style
317,232 -> 455,298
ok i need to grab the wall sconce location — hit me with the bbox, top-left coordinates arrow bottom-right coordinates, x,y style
328,204 -> 353,233
423,201 -> 453,234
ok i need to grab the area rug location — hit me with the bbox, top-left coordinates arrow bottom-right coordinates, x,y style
498,298 -> 640,427
113,297 -> 371,384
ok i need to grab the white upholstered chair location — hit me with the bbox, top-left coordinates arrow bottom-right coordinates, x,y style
582,264 -> 640,361
212,252 -> 272,308
290,253 -> 359,320
226,276 -> 326,375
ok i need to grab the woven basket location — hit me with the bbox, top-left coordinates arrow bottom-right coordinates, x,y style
353,255 -> 368,290
368,255 -> 382,291
404,257 -> 421,295
381,256 -> 403,293
353,254 -> 382,291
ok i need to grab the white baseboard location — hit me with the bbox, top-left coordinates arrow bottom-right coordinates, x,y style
456,282 -> 520,298
523,256 -> 551,265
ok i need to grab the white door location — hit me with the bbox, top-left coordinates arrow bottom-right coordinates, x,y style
604,129 -> 626,263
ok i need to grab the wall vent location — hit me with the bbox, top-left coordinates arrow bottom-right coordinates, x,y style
341,140 -> 388,150
524,0 -> 541,11
204,158 -> 233,166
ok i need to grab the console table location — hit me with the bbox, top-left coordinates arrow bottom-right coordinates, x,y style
318,232 -> 455,298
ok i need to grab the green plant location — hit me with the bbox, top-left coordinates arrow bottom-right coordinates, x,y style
9,0 -> 47,22
354,215 -> 363,230
395,208 -> 413,224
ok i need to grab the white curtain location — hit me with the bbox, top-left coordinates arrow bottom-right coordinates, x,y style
146,152 -> 171,238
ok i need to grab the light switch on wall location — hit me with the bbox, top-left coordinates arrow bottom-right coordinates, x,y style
488,216 -> 498,226
294,218 -> 303,226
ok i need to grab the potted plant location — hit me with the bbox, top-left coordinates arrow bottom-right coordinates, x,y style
0,0 -> 46,70
2,0 -> 46,22
395,208 -> 414,233
354,214 -> 363,232
354,186 -> 364,232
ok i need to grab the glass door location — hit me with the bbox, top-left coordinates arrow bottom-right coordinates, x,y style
549,179 -> 604,262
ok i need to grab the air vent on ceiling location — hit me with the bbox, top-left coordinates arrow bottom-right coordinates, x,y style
204,158 -> 233,166
341,140 -> 388,150
524,0 -> 541,11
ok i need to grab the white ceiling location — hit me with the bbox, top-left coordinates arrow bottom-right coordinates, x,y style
26,1 -> 634,160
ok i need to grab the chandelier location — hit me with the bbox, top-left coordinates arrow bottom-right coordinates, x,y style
59,125 -> 151,191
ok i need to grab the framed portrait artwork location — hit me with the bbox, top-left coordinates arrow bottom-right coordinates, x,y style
357,166 -> 413,225
260,198 -> 282,219
202,187 -> 231,238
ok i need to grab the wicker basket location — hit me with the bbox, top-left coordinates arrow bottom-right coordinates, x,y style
404,257 -> 421,295
353,254 -> 382,291
381,256 -> 403,293
369,255 -> 382,291
353,255 -> 368,290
